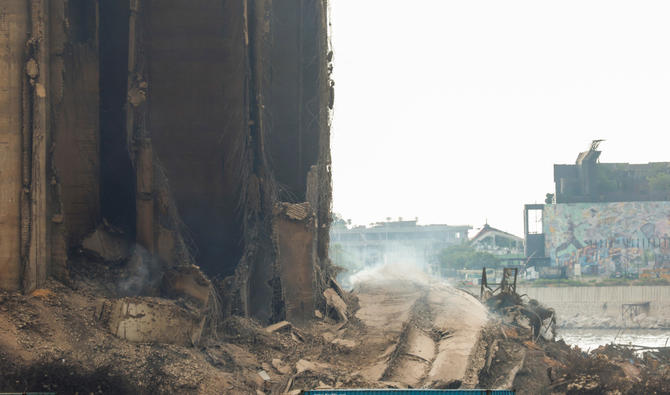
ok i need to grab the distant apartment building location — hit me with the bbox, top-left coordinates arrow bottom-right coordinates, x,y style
330,219 -> 470,280
525,141 -> 670,277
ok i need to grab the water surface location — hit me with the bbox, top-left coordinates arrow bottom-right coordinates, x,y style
558,328 -> 670,352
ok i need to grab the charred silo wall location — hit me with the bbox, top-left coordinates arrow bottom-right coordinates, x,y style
0,0 -> 333,326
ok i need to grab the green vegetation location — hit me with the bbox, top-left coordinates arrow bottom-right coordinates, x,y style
596,166 -> 618,194
527,278 -> 590,287
438,244 -> 498,271
648,172 -> 670,195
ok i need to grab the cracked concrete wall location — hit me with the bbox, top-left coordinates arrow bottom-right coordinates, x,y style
273,203 -> 317,324
50,0 -> 101,281
148,0 -> 246,278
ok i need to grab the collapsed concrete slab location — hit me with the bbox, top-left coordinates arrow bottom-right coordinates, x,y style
324,288 -> 348,322
353,280 -> 489,389
98,297 -> 206,346
273,202 -> 318,324
161,265 -> 212,307
81,224 -> 130,262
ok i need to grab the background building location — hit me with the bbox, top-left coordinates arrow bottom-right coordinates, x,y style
470,223 -> 524,256
330,219 -> 470,285
525,142 -> 670,277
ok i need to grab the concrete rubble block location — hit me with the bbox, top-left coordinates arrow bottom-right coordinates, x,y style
273,202 -> 317,325
329,277 -> 346,298
257,370 -> 271,381
161,264 -> 211,307
264,320 -> 292,333
99,297 -> 206,346
330,338 -> 357,351
323,288 -> 348,322
271,358 -> 292,375
295,359 -> 331,374
81,224 -> 130,262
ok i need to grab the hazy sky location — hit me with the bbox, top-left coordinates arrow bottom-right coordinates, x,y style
329,0 -> 670,236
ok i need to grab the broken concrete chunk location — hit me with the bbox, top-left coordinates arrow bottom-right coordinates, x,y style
295,359 -> 331,374
274,203 -> 317,324
321,332 -> 336,342
257,370 -> 271,381
277,202 -> 313,221
324,288 -> 348,322
329,277 -> 346,298
315,309 -> 323,319
161,265 -> 212,307
100,297 -> 205,346
264,320 -> 292,333
331,338 -> 357,351
81,224 -> 130,262
271,358 -> 292,375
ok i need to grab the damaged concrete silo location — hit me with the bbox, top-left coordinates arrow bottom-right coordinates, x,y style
0,0 -> 334,325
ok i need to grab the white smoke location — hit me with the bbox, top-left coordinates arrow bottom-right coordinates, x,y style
349,260 -> 433,288
335,242 -> 447,289
117,244 -> 162,296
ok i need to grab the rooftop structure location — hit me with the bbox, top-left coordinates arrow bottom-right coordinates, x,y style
554,140 -> 670,204
470,224 -> 524,256
525,142 -> 670,277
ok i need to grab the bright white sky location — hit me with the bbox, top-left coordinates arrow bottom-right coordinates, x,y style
329,0 -> 670,237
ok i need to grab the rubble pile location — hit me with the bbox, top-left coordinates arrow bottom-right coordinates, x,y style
3,252 -> 670,394
480,288 -> 670,394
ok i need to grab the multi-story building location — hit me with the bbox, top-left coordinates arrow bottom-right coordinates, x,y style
330,219 -> 470,284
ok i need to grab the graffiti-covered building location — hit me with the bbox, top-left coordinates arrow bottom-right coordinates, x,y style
525,142 -> 670,277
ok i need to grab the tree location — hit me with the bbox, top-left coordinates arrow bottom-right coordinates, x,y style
438,244 -> 499,271
648,173 -> 670,196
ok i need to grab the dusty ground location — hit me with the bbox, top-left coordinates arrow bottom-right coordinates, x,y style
0,259 -> 492,394
1,261 -> 668,394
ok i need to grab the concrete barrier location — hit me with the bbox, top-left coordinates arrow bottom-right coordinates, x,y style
516,286 -> 670,319
462,285 -> 670,328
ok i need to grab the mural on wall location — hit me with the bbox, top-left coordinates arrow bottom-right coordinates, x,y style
544,202 -> 670,275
